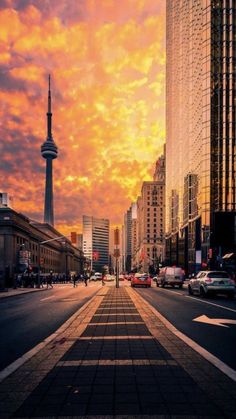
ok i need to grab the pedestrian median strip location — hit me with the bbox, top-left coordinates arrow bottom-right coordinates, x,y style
1,285 -> 236,418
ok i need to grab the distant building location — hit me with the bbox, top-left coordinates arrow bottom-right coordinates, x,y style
166,1 -> 236,273
0,207 -> 84,288
0,193 -> 13,208
123,205 -> 134,272
82,215 -> 109,272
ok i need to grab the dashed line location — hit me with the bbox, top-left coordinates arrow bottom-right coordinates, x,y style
40,295 -> 55,301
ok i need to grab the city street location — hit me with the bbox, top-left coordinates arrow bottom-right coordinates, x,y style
136,283 -> 236,371
0,282 -> 102,371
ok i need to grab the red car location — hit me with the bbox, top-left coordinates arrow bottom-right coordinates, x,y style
131,273 -> 151,288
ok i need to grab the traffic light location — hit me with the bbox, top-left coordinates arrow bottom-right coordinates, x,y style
93,251 -> 99,261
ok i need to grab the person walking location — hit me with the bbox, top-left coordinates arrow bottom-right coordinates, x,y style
73,274 -> 77,287
47,271 -> 53,289
84,272 -> 88,287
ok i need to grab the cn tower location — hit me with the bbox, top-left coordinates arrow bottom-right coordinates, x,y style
41,75 -> 58,226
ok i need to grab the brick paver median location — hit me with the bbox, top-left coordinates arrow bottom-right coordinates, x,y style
0,286 -> 236,418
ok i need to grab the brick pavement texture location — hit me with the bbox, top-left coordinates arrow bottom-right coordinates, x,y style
0,285 -> 236,418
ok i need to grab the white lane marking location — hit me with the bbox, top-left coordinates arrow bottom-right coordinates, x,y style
155,287 -> 184,296
193,315 -> 236,328
186,295 -> 236,313
156,286 -> 236,313
136,292 -> 236,382
40,296 -> 55,301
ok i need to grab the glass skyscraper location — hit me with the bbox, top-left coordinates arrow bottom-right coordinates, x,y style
83,215 -> 110,272
166,0 -> 235,274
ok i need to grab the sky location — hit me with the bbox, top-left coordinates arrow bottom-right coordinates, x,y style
0,0 -> 166,235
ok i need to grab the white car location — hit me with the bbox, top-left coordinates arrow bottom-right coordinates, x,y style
90,272 -> 102,281
188,271 -> 235,299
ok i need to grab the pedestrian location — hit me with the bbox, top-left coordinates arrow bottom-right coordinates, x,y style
47,272 -> 53,289
84,273 -> 88,287
73,274 -> 77,287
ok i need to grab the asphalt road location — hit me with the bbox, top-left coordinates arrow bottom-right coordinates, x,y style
135,283 -> 236,370
0,282 -> 102,372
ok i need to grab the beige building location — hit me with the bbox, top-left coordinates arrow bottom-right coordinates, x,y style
133,155 -> 165,273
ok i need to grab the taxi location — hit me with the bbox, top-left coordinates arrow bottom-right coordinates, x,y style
131,273 -> 151,288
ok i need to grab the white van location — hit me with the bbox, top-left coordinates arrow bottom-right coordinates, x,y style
156,266 -> 185,289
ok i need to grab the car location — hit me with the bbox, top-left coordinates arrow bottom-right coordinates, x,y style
156,266 -> 185,288
131,273 -> 151,288
188,270 -> 235,299
103,274 -> 115,281
90,272 -> 102,281
119,274 -> 125,281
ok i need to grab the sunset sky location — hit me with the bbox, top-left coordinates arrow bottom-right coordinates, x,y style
0,0 -> 166,235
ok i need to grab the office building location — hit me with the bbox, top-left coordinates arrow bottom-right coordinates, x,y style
82,215 -> 109,272
166,1 -> 236,274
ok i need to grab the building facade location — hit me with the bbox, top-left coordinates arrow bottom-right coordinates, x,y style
0,207 -> 84,288
166,0 -> 236,274
82,215 -> 109,272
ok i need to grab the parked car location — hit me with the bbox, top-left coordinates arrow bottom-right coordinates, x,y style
119,274 -> 125,281
188,270 -> 235,299
131,273 -> 151,288
156,266 -> 185,288
90,272 -> 102,281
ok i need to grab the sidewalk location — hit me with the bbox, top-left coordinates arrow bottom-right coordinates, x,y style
0,285 -> 236,418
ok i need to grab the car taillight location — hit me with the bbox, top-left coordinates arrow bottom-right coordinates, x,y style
205,277 -> 213,283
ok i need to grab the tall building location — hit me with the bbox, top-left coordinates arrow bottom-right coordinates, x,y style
41,75 -> 58,226
166,1 -> 236,273
82,215 -> 109,272
123,205 -> 133,272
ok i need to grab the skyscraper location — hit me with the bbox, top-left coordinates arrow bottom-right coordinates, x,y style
41,75 -> 58,226
166,1 -> 235,273
82,215 -> 109,272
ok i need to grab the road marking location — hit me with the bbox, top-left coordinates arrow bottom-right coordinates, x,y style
193,314 -> 236,328
40,295 -> 55,301
132,290 -> 236,382
186,295 -> 236,313
155,287 -> 183,296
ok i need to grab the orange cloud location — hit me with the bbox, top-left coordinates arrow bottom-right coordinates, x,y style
0,1 -> 165,235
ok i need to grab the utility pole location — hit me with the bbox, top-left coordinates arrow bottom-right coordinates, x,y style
114,227 -> 120,289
